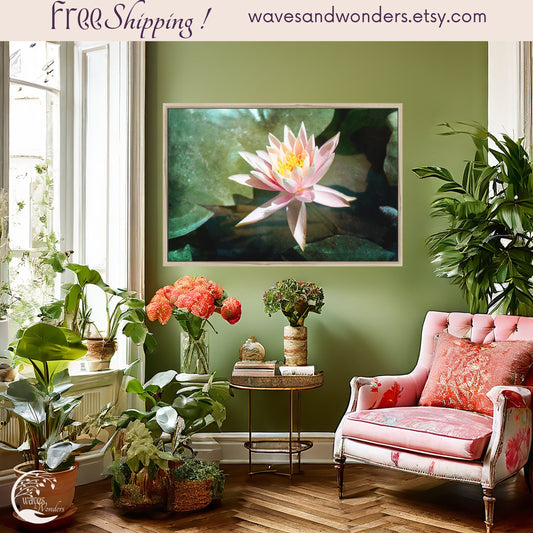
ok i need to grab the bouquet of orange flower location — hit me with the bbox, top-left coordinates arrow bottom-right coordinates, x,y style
146,276 -> 241,373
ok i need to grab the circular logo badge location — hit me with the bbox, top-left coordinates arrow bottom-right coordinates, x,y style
11,470 -> 63,524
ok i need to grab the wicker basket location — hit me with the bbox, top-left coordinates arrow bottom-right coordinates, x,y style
167,477 -> 214,512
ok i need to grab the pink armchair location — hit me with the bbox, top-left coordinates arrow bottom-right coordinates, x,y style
334,311 -> 533,533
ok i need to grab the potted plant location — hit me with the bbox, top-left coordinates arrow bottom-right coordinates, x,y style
413,122 -> 533,315
263,279 -> 324,365
146,276 -> 241,373
0,323 -> 96,522
107,371 -> 231,513
108,419 -> 174,513
167,458 -> 225,512
41,262 -> 155,370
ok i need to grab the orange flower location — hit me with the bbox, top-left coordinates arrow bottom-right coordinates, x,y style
208,281 -> 224,301
177,289 -> 215,319
146,295 -> 173,325
221,297 -> 241,325
147,276 -> 241,330
174,276 -> 196,294
156,285 -> 180,305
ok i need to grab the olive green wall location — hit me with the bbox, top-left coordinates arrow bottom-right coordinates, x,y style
145,42 -> 487,432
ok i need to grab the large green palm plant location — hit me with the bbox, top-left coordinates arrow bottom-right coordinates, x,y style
413,122 -> 533,315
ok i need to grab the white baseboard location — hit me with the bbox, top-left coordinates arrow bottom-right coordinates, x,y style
192,431 -> 335,465
0,432 -> 335,508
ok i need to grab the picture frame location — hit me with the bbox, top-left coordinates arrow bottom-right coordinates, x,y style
163,104 -> 402,265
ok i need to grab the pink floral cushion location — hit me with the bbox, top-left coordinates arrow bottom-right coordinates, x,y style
419,331 -> 533,415
343,406 -> 493,460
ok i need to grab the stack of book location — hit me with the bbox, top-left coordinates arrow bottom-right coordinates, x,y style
232,360 -> 277,377
279,365 -> 315,376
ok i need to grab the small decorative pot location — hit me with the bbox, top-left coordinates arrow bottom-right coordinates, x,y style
239,336 -> 265,361
85,339 -> 117,371
283,326 -> 308,366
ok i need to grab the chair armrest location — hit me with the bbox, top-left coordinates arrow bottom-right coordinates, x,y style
482,385 -> 532,487
334,367 -> 428,459
355,366 -> 428,411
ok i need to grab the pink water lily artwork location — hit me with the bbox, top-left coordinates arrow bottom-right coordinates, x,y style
229,123 -> 356,251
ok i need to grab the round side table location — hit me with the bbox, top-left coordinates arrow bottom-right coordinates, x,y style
230,372 -> 324,477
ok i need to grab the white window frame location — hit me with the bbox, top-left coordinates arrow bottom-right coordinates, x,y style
488,41 -> 533,148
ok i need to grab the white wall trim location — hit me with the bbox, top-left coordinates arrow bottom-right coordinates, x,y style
192,431 -> 335,465
488,41 -> 532,149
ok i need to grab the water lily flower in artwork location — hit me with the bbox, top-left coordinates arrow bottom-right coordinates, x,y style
229,123 -> 356,251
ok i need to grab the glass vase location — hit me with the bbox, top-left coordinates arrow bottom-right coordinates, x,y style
180,330 -> 209,374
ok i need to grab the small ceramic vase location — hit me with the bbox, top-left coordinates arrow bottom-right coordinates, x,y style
239,336 -> 265,361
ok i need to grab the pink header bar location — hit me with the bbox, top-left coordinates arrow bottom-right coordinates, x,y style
1,0 -> 530,41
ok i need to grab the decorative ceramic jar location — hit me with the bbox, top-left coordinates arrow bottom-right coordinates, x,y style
181,330 -> 209,374
283,326 -> 307,366
239,336 -> 265,361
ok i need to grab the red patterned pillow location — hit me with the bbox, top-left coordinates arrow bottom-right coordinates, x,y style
419,331 -> 533,416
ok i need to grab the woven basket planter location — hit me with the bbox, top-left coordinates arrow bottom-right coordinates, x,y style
167,477 -> 213,512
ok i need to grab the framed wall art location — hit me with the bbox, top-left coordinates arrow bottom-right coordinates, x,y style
163,104 -> 401,265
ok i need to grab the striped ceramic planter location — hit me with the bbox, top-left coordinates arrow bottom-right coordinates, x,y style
283,326 -> 308,366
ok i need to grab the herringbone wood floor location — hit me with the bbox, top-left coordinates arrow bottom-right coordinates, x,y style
1,464 -> 533,532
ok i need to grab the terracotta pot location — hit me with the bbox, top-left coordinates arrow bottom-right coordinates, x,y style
85,339 -> 117,371
283,326 -> 308,366
13,462 -> 78,517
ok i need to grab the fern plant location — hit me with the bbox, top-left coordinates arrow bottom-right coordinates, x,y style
413,122 -> 533,315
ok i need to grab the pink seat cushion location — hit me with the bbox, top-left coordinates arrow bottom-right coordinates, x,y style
343,406 -> 493,460
419,331 -> 533,415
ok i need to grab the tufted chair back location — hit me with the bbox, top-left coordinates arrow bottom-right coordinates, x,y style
414,312 -> 533,398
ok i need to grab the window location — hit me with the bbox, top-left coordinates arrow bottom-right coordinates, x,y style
0,41 -> 146,373
7,42 -> 62,327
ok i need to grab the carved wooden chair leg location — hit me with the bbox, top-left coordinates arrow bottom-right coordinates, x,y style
335,457 -> 346,499
482,487 -> 495,533
525,459 -> 533,494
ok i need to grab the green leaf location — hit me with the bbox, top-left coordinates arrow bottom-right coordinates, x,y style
15,323 -> 87,363
40,300 -> 64,320
66,263 -> 107,288
143,333 -> 157,356
168,203 -> 214,239
125,378 -> 145,395
64,284 -> 82,313
123,359 -> 141,378
122,322 -> 148,344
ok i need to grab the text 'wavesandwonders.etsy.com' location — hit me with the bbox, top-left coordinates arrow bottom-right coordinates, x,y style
247,5 -> 487,29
